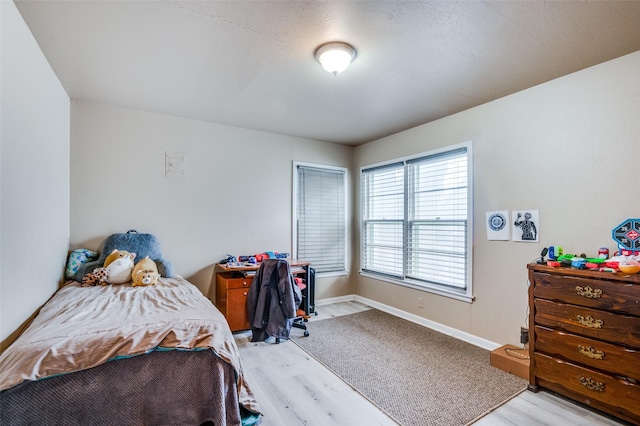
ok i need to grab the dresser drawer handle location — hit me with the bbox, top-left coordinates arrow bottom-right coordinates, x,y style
579,376 -> 605,392
575,285 -> 602,299
578,345 -> 605,360
577,315 -> 603,328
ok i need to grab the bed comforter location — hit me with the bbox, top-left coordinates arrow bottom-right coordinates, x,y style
0,277 -> 261,425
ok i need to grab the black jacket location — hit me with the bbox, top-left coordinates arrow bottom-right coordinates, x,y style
247,259 -> 302,342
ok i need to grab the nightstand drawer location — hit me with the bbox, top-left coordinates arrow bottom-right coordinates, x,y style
535,353 -> 640,424
534,326 -> 640,381
535,299 -> 640,347
225,276 -> 253,289
533,272 -> 640,315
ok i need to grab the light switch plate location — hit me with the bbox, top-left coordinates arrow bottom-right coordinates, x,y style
165,151 -> 186,178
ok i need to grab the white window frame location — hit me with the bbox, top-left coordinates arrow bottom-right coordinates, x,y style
293,161 -> 348,277
360,142 -> 474,302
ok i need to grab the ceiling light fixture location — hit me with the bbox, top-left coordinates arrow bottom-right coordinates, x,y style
314,42 -> 357,76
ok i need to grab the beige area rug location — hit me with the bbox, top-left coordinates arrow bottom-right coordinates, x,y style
292,309 -> 527,426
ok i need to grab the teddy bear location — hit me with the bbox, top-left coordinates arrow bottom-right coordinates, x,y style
131,256 -> 160,287
102,249 -> 136,284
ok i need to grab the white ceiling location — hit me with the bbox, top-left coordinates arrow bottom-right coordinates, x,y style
15,0 -> 640,146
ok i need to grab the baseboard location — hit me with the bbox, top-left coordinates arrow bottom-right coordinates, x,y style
335,294 -> 502,351
315,294 -> 356,306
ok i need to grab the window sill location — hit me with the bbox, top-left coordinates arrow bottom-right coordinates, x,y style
359,271 -> 474,303
317,270 -> 349,278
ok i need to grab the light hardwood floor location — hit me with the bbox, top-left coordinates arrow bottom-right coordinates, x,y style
234,301 -> 625,426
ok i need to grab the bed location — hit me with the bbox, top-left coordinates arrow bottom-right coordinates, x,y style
0,276 -> 262,426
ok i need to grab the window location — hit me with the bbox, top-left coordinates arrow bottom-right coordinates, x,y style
361,143 -> 473,300
294,163 -> 347,274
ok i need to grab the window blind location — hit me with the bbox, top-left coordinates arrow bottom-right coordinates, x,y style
296,165 -> 346,273
361,163 -> 404,277
407,149 -> 468,288
361,146 -> 470,292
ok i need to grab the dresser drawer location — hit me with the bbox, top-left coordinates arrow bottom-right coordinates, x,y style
535,353 -> 640,424
224,276 -> 253,289
533,272 -> 640,316
535,299 -> 640,348
535,325 -> 640,381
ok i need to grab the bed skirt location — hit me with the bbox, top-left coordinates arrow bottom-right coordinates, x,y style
0,349 -> 253,426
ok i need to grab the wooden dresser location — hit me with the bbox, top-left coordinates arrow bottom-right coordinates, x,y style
527,264 -> 640,424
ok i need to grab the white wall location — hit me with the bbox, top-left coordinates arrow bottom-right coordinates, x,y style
5,0 -> 636,351
1,1 -> 70,343
70,101 -> 353,299
354,51 -> 640,347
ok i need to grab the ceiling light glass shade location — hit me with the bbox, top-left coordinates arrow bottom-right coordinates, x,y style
314,42 -> 357,76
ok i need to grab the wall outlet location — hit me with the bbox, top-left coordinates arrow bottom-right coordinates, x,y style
417,297 -> 423,309
520,327 -> 529,344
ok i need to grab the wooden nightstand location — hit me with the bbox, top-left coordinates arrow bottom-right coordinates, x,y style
213,259 -> 314,332
215,272 -> 253,332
